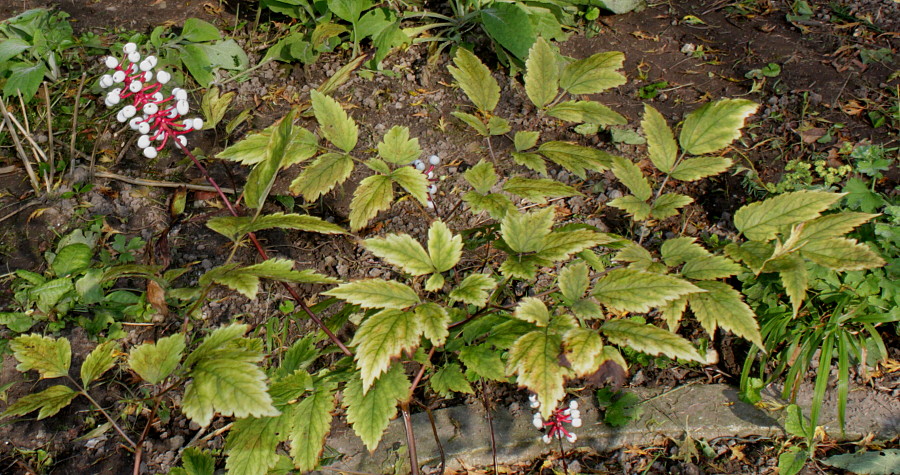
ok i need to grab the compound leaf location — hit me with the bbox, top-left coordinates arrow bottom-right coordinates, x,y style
182,355 -> 279,428
127,334 -> 186,385
601,319 -> 703,362
448,47 -> 499,113
1,385 -> 77,420
364,233 -> 433,276
507,331 -> 566,418
351,309 -> 422,392
688,281 -> 762,348
323,279 -> 419,309
344,364 -> 409,451
10,334 -> 71,379
734,191 -> 843,241
377,125 -> 421,165
310,89 -> 358,152
592,269 -> 701,313
643,104 -> 677,173
289,152 -> 355,201
678,99 -> 758,155
449,273 -> 497,307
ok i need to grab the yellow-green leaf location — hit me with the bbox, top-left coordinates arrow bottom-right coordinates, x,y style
451,111 -> 489,136
448,47 -> 500,113
609,195 -> 652,221
10,334 -> 71,379
460,344 -> 507,382
350,309 -> 422,392
465,160 -> 498,193
502,177 -> 581,204
127,335 -> 185,385
463,191 -> 516,220
80,341 -> 119,388
514,131 -> 540,152
391,166 -> 430,205
642,104 -> 677,173
651,193 -> 694,220
507,331 -> 566,418
311,90 -> 358,153
364,233 -> 433,276
559,51 -> 626,95
449,273 -> 497,307
688,281 -> 762,348
2,385 -> 77,420
537,141 -> 613,178
244,110 -> 293,209
224,416 -> 285,475
669,156 -> 733,181
207,212 -> 346,242
511,152 -> 548,175
344,364 -> 409,451
680,255 -> 742,280
349,174 -> 394,231
501,206 -> 555,254
182,354 -> 279,428
289,152 -> 354,201
538,229 -> 609,262
430,363 -> 474,398
592,268 -> 702,313
795,212 -> 880,244
289,381 -> 337,471
546,100 -> 626,125
428,220 -> 462,272
559,261 -> 590,301
563,328 -> 603,377
416,303 -> 450,346
800,238 -> 885,271
734,191 -> 843,241
323,279 -> 420,309
524,37 -> 559,108
377,126 -> 421,165
514,297 -> 550,326
601,319 -> 703,362
661,237 -> 711,267
610,156 -> 651,201
678,99 -> 758,155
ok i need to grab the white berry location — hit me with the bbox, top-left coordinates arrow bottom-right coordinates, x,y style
128,81 -> 142,93
429,155 -> 440,165
112,71 -> 126,83
156,70 -> 171,84
105,56 -> 119,69
123,42 -> 137,54
143,147 -> 158,158
127,51 -> 140,63
137,135 -> 151,149
192,118 -> 204,130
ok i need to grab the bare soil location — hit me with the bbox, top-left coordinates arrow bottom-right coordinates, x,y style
0,0 -> 897,473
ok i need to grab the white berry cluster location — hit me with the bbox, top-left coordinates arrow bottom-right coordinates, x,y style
99,42 -> 203,158
412,154 -> 441,208
530,395 -> 582,444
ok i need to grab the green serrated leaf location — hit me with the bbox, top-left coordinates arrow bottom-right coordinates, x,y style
514,297 -> 550,326
661,237 -> 711,267
559,261 -> 590,301
344,364 -> 409,451
350,308 -> 422,391
218,125 -> 317,167
182,356 -> 279,427
364,233 -> 433,276
224,416 -> 285,475
448,47 -> 499,113
289,380 -> 337,471
179,448 -> 216,475
539,229 -> 608,262
449,273 -> 497,307
128,335 -> 186,385
678,99 -> 758,155
268,370 -> 313,406
500,254 -> 546,280
488,116 -> 511,135
207,212 -> 346,242
349,174 -> 394,231
799,238 -> 885,271
391,166 -> 430,206
200,87 -> 234,130
323,279 -> 420,309
538,141 -> 613,178
669,156 -> 733,181
681,255 -> 741,280
464,191 -> 516,220
377,126 -> 421,165
80,341 -> 118,388
311,90 -> 358,153
795,212 -> 879,243
610,156 -> 651,201
609,195 -> 652,221
503,176 -> 581,204
564,328 -> 603,377
511,152 -> 548,175
774,253 -> 808,317
451,111 -> 489,136
425,273 -> 445,291
465,160 -> 499,193
459,344 -> 507,382
1,385 -> 77,420
734,191 -> 843,241
688,281 -> 762,348
480,2 -> 535,61
601,319 -> 703,362
514,131 -> 541,152
10,334 -> 71,379
204,259 -> 338,300
592,269 -> 701,313
661,296 -> 688,331
651,193 -> 693,220
502,206 -> 555,254
416,303 -> 450,346
546,100 -> 626,125
507,330 -> 566,418
289,152 -> 355,201
430,363 -> 474,398
643,104 -> 678,173
245,111 -> 293,209
725,241 -> 774,274
560,51 -> 626,95
428,221 -> 462,272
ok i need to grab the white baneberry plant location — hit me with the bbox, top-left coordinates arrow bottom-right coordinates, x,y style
531,396 -> 582,444
99,42 -> 203,158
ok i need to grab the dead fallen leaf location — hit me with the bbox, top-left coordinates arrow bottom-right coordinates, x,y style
147,280 -> 169,317
798,127 -> 827,143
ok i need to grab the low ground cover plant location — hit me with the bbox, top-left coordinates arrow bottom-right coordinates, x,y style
0,4 -> 896,474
